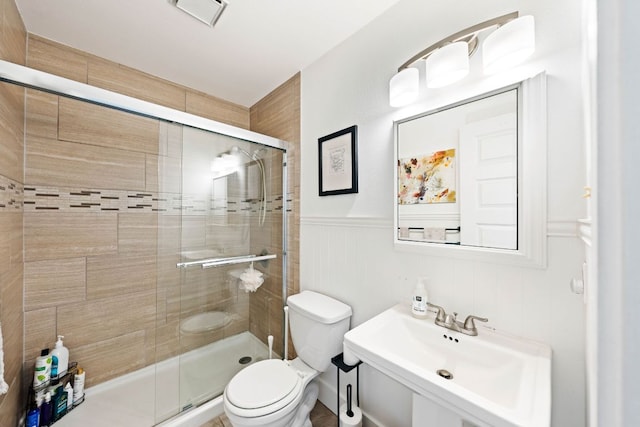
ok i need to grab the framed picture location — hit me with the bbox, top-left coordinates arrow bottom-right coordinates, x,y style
318,125 -> 358,196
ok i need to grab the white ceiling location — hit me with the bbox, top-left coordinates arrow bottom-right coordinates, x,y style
15,0 -> 401,106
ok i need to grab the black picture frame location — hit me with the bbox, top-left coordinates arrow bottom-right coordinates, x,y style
318,125 -> 358,196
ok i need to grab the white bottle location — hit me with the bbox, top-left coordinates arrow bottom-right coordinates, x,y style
73,368 -> 85,406
50,335 -> 69,377
64,382 -> 74,413
33,349 -> 52,388
411,278 -> 428,319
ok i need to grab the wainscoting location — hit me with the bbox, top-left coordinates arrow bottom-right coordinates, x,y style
301,216 -> 585,426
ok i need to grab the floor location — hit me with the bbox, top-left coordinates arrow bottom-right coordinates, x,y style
202,400 -> 336,427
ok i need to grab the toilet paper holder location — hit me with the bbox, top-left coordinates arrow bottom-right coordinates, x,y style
331,353 -> 363,427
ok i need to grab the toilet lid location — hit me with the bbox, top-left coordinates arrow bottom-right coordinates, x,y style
226,359 -> 301,413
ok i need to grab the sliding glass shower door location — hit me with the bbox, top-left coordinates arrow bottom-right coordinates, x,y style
155,124 -> 286,423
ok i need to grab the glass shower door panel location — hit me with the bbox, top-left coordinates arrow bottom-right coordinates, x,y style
163,125 -> 285,418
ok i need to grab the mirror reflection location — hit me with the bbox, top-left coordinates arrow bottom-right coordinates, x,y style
396,87 -> 519,250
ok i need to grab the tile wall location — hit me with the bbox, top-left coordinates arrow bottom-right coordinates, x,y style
21,32 -> 301,394
23,89 -> 175,387
0,4 -> 301,420
249,74 -> 301,358
0,0 -> 25,424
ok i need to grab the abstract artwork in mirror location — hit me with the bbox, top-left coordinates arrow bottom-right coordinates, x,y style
395,87 -> 519,250
398,149 -> 457,205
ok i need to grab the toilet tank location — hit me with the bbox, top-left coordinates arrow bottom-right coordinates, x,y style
286,291 -> 352,372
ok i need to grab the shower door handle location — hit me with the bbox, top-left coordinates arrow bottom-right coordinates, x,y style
177,253 -> 276,269
201,254 -> 276,268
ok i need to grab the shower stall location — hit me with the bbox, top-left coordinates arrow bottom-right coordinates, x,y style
2,60 -> 289,425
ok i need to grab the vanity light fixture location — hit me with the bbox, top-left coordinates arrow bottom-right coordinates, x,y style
388,12 -> 535,107
425,41 -> 470,88
483,15 -> 536,75
389,67 -> 420,107
168,0 -> 228,27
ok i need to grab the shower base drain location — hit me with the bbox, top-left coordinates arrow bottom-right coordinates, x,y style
238,356 -> 252,365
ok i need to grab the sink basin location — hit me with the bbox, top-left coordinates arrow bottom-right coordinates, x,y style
343,304 -> 551,427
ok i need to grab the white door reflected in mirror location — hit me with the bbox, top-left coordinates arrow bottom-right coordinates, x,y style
459,110 -> 517,249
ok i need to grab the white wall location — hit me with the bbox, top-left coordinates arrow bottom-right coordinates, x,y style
596,0 -> 640,425
300,0 -> 587,426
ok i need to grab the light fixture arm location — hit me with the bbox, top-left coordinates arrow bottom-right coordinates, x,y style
397,11 -> 519,72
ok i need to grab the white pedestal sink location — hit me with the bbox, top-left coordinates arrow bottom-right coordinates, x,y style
343,304 -> 551,427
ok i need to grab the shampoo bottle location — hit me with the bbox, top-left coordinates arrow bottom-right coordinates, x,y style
33,349 -> 52,388
411,278 -> 428,319
64,382 -> 74,413
40,392 -> 53,427
51,383 -> 68,421
50,335 -> 69,377
73,368 -> 85,406
25,399 -> 39,427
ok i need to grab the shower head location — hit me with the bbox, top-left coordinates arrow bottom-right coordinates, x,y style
229,146 -> 266,161
211,145 -> 268,226
211,146 -> 265,178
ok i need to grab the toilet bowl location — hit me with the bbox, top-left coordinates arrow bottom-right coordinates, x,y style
223,291 -> 352,427
223,358 -> 319,427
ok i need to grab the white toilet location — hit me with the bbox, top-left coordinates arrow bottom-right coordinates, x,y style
223,291 -> 352,427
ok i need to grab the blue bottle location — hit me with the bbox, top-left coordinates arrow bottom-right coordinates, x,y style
51,355 -> 59,379
26,405 -> 39,427
39,392 -> 53,427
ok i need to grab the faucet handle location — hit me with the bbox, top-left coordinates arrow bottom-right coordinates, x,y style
463,315 -> 488,331
427,302 -> 446,321
443,312 -> 458,327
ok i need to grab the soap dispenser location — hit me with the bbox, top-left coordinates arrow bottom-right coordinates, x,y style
50,336 -> 69,378
411,278 -> 429,319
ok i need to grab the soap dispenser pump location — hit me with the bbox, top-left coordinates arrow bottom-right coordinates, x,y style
50,336 -> 69,378
411,278 -> 429,319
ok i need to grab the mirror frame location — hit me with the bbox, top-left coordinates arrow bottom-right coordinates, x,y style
393,72 -> 547,268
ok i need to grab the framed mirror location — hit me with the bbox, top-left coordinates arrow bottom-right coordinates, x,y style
394,73 -> 547,267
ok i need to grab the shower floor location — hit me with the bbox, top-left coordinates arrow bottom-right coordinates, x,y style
54,332 -> 268,427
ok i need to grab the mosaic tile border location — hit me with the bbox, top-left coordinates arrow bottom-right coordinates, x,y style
23,185 -> 291,214
24,186 -> 181,213
0,175 -> 24,212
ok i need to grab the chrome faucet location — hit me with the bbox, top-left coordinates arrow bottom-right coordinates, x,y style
427,302 -> 488,336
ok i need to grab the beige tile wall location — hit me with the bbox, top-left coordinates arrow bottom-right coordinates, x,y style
0,16 -> 300,425
21,33 -> 300,398
58,97 -> 160,154
0,0 -> 25,425
26,34 -> 251,124
0,0 -> 303,419
23,102 -> 161,389
21,35 -> 260,392
249,73 -> 301,358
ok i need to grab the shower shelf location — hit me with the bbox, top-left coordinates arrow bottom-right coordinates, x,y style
176,253 -> 276,269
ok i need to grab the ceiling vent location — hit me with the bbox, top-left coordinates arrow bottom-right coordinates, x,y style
169,0 -> 228,27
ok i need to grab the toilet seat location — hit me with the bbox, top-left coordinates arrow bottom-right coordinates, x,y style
225,359 -> 303,418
